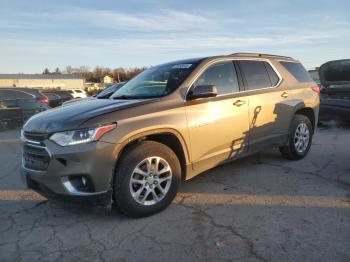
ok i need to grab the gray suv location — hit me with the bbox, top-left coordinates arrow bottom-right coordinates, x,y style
21,53 -> 320,217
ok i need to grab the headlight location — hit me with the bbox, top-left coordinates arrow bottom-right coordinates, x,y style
50,123 -> 116,146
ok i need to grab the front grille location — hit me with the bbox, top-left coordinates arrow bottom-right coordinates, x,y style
22,132 -> 50,171
23,131 -> 49,143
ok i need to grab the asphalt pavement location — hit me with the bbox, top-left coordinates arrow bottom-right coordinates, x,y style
0,122 -> 349,262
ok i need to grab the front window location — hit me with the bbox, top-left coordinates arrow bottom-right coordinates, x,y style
193,61 -> 239,95
111,62 -> 199,99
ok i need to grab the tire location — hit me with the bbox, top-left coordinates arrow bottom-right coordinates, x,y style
114,141 -> 181,218
279,114 -> 313,160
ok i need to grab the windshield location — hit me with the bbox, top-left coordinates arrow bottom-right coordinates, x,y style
110,62 -> 198,99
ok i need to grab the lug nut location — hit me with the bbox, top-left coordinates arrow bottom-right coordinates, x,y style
149,185 -> 153,189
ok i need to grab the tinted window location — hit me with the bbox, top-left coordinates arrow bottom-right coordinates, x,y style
239,61 -> 271,90
280,61 -> 312,82
194,61 -> 239,95
13,88 -> 44,99
0,90 -> 33,100
264,62 -> 280,86
44,93 -> 59,100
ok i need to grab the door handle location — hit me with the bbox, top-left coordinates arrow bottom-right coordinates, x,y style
281,92 -> 288,98
233,100 -> 246,107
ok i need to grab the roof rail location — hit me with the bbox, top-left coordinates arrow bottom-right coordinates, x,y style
230,52 -> 294,60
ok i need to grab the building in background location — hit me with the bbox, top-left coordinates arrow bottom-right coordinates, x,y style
103,75 -> 114,84
0,74 -> 85,90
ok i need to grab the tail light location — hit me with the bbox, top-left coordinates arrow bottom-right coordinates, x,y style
311,86 -> 320,94
40,95 -> 49,105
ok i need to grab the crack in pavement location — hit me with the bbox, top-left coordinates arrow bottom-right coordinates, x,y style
178,197 -> 268,262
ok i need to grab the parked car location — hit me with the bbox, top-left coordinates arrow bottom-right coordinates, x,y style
318,59 -> 350,122
42,93 -> 63,108
11,88 -> 50,111
0,89 -> 42,128
41,90 -> 74,107
21,53 -> 319,217
62,82 -> 126,106
67,89 -> 87,99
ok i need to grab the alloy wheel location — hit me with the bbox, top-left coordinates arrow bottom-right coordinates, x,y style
129,157 -> 172,206
294,123 -> 310,153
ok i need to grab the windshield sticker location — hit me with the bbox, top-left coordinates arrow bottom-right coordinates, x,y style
172,64 -> 192,69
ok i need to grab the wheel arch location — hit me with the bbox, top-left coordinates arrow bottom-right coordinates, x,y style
113,129 -> 190,182
294,107 -> 316,133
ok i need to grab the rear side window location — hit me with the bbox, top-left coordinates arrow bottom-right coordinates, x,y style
238,61 -> 271,90
280,61 -> 312,82
0,90 -> 33,100
44,93 -> 59,99
264,62 -> 280,86
194,61 -> 239,95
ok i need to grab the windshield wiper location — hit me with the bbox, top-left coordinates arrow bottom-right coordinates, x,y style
112,95 -> 158,100
112,95 -> 137,100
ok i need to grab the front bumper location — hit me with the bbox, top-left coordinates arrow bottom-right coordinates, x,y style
21,134 -> 117,206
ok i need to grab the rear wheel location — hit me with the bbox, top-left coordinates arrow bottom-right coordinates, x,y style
114,141 -> 181,217
279,114 -> 313,160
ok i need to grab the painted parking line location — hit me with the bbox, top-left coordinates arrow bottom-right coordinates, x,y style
175,193 -> 350,209
0,190 -> 46,201
2,190 -> 349,210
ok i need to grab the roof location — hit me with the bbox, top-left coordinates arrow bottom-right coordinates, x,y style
0,74 -> 83,80
230,52 -> 295,60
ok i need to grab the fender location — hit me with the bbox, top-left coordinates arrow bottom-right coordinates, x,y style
111,127 -> 191,166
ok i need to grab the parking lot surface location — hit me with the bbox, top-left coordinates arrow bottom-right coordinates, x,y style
0,123 -> 350,262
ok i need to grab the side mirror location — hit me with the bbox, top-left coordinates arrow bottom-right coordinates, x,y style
187,85 -> 218,100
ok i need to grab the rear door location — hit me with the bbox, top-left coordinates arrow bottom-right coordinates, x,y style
236,60 -> 290,149
185,60 -> 250,173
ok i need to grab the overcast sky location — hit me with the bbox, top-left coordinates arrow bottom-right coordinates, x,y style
0,0 -> 349,73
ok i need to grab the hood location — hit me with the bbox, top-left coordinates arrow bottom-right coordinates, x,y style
23,98 -> 155,133
62,96 -> 95,106
319,59 -> 350,88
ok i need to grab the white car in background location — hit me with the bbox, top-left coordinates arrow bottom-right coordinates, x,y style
67,89 -> 87,99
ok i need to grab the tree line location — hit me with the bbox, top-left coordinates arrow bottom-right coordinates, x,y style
42,66 -> 146,83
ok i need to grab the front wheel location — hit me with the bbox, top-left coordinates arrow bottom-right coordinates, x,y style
279,114 -> 313,160
114,141 -> 181,217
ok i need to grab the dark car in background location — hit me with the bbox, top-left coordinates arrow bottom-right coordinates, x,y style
318,59 -> 350,122
62,82 -> 125,106
0,89 -> 45,129
41,90 -> 74,108
12,88 -> 50,111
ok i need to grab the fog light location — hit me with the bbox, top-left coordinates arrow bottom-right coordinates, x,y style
62,175 -> 94,194
82,176 -> 87,187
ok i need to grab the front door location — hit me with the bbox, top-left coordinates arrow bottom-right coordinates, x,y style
185,60 -> 250,173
